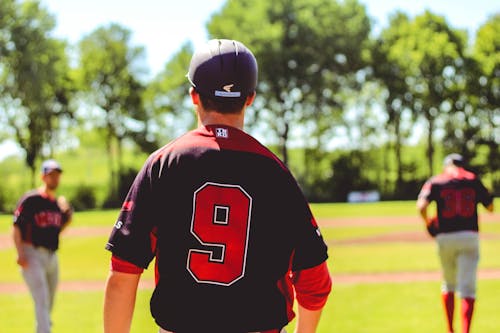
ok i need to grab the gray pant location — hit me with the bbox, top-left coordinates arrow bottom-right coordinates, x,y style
436,231 -> 479,298
21,244 -> 59,333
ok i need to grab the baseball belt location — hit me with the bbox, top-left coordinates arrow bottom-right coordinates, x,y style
159,328 -> 286,333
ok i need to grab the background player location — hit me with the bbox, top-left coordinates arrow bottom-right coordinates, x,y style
12,159 -> 73,333
417,153 -> 494,333
103,39 -> 332,333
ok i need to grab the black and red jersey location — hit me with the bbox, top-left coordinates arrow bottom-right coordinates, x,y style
13,189 -> 69,251
418,167 -> 493,233
106,125 -> 329,332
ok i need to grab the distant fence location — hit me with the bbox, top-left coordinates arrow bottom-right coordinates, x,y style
347,190 -> 380,203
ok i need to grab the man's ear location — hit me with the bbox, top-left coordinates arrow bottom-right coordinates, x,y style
245,91 -> 256,106
190,87 -> 200,105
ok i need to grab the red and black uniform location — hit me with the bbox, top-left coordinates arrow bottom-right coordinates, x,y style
418,168 -> 493,234
106,125 -> 330,332
14,190 -> 69,251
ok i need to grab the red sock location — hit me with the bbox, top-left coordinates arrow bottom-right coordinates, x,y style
442,292 -> 455,332
461,298 -> 475,333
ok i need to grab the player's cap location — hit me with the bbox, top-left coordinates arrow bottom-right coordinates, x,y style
187,39 -> 258,99
443,153 -> 464,167
41,159 -> 63,175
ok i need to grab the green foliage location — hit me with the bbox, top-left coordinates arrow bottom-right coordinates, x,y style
474,13 -> 500,76
102,166 -> 140,209
144,42 -> 196,142
0,143 -> 148,211
70,184 -> 97,211
0,183 -> 7,212
208,0 -> 371,165
0,1 -> 498,202
76,23 -> 150,200
0,0 -> 75,184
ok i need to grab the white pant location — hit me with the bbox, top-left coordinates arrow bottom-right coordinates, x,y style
21,244 -> 59,333
436,231 -> 479,298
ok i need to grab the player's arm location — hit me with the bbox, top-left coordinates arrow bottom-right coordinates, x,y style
483,195 -> 494,213
294,304 -> 323,333
476,179 -> 494,213
12,225 -> 28,267
292,261 -> 332,333
103,256 -> 144,333
104,270 -> 140,333
416,181 -> 433,225
58,195 -> 73,231
416,197 -> 431,225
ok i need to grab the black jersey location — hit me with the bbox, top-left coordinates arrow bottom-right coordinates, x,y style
13,190 -> 69,251
106,125 -> 329,332
418,167 -> 493,233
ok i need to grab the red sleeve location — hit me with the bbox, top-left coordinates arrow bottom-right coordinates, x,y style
111,255 -> 144,274
291,261 -> 332,310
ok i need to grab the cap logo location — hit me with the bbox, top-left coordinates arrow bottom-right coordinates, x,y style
215,83 -> 241,97
223,84 -> 234,92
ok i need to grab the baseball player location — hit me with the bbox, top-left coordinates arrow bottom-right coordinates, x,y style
417,153 -> 494,333
103,39 -> 332,333
12,159 -> 73,333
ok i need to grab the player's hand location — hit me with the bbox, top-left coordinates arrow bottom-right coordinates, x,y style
426,216 -> 440,237
16,254 -> 28,268
57,195 -> 71,212
58,195 -> 73,222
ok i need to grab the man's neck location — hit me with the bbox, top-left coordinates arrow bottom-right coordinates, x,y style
198,110 -> 244,130
39,185 -> 56,198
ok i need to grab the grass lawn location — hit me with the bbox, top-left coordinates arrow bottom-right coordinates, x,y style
0,201 -> 499,332
1,280 -> 499,333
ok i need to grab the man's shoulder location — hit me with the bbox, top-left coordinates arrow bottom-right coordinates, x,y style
18,189 -> 42,203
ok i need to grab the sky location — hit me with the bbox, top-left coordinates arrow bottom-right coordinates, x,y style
42,0 -> 498,77
0,0 -> 498,159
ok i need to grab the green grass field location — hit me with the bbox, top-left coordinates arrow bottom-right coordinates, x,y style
0,201 -> 499,332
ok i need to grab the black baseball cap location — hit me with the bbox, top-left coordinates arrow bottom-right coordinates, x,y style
443,153 -> 464,167
41,159 -> 63,175
187,39 -> 258,99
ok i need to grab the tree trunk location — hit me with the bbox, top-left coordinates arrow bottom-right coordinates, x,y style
394,113 -> 403,193
426,113 -> 435,177
280,122 -> 289,166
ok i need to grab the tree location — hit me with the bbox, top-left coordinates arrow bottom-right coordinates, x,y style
371,12 -> 416,195
472,13 -> 500,192
207,0 -> 371,166
389,11 -> 467,176
76,23 -> 148,203
0,0 -> 74,185
144,42 -> 195,145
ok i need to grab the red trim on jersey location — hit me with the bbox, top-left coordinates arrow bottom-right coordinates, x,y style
291,261 -> 332,310
37,188 -> 56,201
277,271 -> 296,322
109,222 -> 158,277
153,125 -> 288,172
150,227 -> 160,285
277,251 -> 297,322
111,255 -> 144,274
435,167 -> 476,182
310,215 -> 319,228
122,200 -> 134,211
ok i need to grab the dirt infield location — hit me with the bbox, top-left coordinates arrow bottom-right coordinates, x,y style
2,268 -> 500,294
318,212 -> 499,228
1,213 -> 499,293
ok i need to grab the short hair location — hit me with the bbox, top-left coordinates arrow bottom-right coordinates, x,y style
198,91 -> 248,114
443,153 -> 465,167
